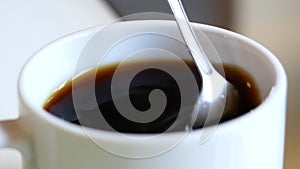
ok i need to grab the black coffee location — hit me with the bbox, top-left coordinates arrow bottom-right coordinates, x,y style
43,60 -> 261,133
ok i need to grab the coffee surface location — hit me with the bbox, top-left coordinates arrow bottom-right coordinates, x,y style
43,60 -> 261,133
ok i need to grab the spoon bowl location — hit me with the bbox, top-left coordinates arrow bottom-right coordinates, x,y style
167,0 -> 240,129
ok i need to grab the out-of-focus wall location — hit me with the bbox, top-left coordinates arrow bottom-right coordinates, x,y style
106,0 -> 232,29
232,1 -> 300,168
0,0 -> 117,121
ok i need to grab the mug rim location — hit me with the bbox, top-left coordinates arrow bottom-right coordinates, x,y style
18,20 -> 287,141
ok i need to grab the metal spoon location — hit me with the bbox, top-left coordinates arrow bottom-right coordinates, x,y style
167,0 -> 239,129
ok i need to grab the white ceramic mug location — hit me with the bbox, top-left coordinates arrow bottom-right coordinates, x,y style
4,20 -> 288,169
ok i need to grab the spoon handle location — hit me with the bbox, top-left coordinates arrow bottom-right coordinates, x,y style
167,0 -> 213,75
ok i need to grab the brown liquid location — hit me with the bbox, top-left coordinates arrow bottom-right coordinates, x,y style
43,60 -> 261,133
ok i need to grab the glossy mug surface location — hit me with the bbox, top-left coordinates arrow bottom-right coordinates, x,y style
18,20 -> 287,169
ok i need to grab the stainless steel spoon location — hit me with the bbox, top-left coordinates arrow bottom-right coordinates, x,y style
167,0 -> 239,128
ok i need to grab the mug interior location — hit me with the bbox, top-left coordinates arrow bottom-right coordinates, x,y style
201,28 -> 276,99
19,20 -> 278,132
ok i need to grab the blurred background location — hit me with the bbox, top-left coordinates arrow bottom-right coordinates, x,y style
1,0 -> 299,168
